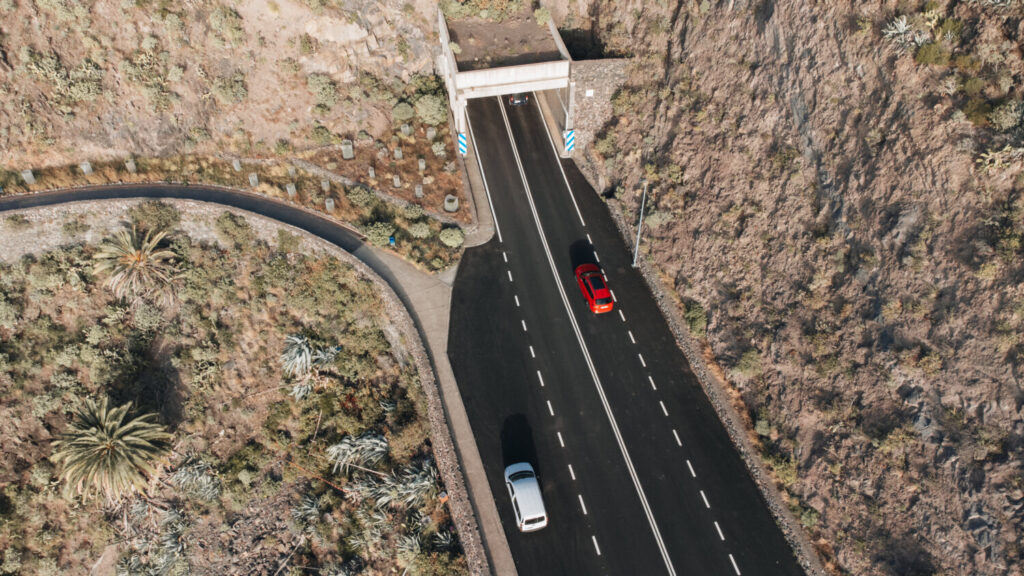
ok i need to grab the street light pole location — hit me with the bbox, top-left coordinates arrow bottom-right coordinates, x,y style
632,180 -> 648,268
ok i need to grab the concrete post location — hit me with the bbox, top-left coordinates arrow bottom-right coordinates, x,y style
248,173 -> 259,187
321,179 -> 330,192
21,170 -> 35,185
125,159 -> 137,173
286,183 -> 297,198
232,159 -> 242,172
341,140 -> 354,160
393,175 -> 401,188
325,198 -> 335,212
79,161 -> 92,175
369,166 -> 375,179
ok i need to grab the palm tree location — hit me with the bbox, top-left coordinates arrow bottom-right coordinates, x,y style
281,334 -> 313,378
93,226 -> 180,303
51,397 -> 172,503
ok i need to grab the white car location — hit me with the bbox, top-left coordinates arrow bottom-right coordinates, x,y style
504,462 -> 548,532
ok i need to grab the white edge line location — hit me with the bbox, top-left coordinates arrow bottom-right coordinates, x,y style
729,553 -> 741,575
592,535 -> 601,556
498,99 -> 676,576
715,521 -> 725,541
578,494 -> 588,515
465,110 -> 503,243
531,93 -> 586,227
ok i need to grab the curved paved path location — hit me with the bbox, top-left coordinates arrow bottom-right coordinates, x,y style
0,183 -> 512,576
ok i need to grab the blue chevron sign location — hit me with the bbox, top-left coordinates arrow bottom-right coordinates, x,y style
564,129 -> 575,153
458,132 -> 467,156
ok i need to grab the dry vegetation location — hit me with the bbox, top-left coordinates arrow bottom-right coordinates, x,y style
0,202 -> 467,575
567,0 -> 1024,574
0,0 -> 470,268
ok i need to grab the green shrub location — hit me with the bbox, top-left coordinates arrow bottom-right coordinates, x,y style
215,211 -> 256,248
533,6 -> 551,26
5,214 -> 31,229
593,131 -> 617,157
128,200 -> 180,233
22,48 -> 104,113
438,227 -> 464,248
915,43 -> 950,66
298,33 -> 317,55
311,124 -> 337,146
210,5 -> 247,47
682,300 -> 706,337
964,98 -> 993,126
307,73 -> 337,109
415,94 -> 448,126
407,221 -> 431,239
735,349 -> 762,378
963,77 -> 985,97
431,141 -> 447,158
213,70 -> 248,103
366,222 -> 397,246
346,186 -> 377,209
402,204 -> 425,220
392,101 -> 415,123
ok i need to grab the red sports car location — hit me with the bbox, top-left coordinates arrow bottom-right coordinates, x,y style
574,263 -> 614,314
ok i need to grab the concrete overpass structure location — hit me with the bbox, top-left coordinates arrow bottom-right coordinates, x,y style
437,8 -> 576,155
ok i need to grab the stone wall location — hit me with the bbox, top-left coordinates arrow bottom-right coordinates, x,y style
568,58 -> 629,194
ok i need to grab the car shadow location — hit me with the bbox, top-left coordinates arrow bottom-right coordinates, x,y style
569,239 -> 597,271
501,414 -> 540,477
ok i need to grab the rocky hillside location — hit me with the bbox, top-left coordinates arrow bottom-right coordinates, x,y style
562,0 -> 1024,574
0,0 -> 438,168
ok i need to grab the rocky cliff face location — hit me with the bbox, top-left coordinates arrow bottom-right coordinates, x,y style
558,0 -> 1024,574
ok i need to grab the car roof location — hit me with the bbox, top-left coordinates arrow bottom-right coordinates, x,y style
504,463 -> 546,517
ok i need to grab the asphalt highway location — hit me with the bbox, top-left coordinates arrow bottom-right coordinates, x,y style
447,96 -> 805,575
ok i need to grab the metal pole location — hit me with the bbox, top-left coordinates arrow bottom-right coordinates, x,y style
632,180 -> 648,268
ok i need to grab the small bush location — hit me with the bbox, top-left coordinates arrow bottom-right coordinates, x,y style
215,211 -> 256,248
534,7 -> 551,26
128,201 -> 180,233
414,94 -> 448,126
212,70 -> 248,103
5,214 -> 32,229
593,131 -> 617,157
311,124 -> 337,146
682,300 -> 707,337
438,227 -> 465,248
915,43 -> 950,66
964,98 -> 993,126
346,186 -> 377,209
735,349 -> 762,378
210,6 -> 247,47
431,141 -> 447,158
392,101 -> 415,123
989,100 -> 1022,132
448,41 -> 462,55
365,222 -> 397,246
407,222 -> 431,239
298,33 -> 317,55
307,73 -> 338,109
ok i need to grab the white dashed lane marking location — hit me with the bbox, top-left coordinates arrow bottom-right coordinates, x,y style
649,376 -> 657,391
587,233 -> 593,244
502,251 -> 508,263
507,270 -> 513,282
687,460 -> 696,478
619,309 -> 626,322
521,320 -> 528,332
610,289 -> 617,302
729,553 -> 741,575
700,490 -> 711,509
557,432 -> 565,447
673,429 -> 682,446
537,370 -> 545,387
578,494 -> 588,515
660,401 -> 668,417
639,353 -> 647,367
714,521 -> 725,541
547,400 -> 554,416
568,464 -> 576,480
592,536 -> 602,556
529,346 -> 535,358
594,251 -> 601,262
628,330 -> 636,344
514,294 -> 520,307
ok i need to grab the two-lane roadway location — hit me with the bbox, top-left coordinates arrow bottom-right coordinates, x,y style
448,95 -> 805,575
